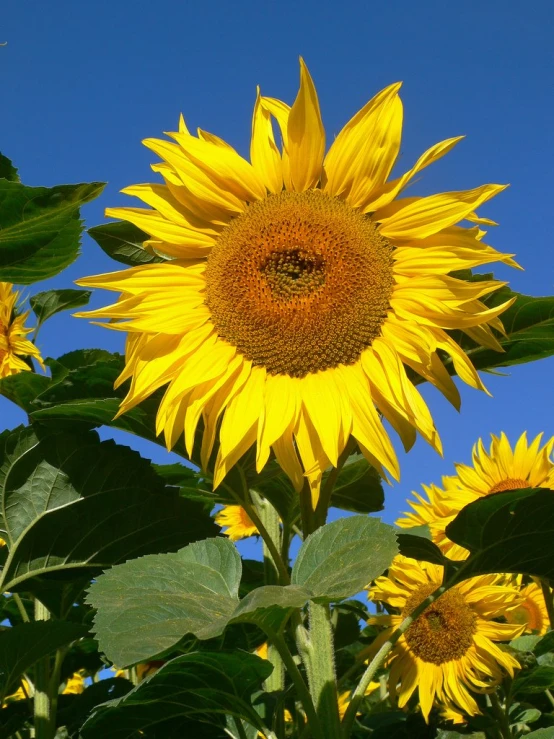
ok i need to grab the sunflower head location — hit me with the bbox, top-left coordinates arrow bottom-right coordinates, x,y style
398,432 -> 554,559
505,579 -> 550,635
0,282 -> 43,379
368,555 -> 523,721
214,504 -> 259,541
77,59 -> 518,496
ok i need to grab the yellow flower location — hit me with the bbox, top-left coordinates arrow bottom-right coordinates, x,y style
215,504 -> 259,541
368,555 -> 523,722
77,60 -> 516,497
2,679 -> 31,706
398,432 -> 554,559
0,282 -> 43,379
62,671 -> 86,694
338,681 -> 381,719
505,580 -> 550,635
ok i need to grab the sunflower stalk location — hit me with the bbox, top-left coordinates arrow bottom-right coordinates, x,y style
252,491 -> 286,692
488,692 -> 513,739
33,599 -> 55,739
341,585 -> 446,737
540,579 -> 554,630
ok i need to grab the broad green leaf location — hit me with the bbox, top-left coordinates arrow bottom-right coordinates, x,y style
25,349 -> 188,456
0,426 -> 218,593
525,730 -> 554,739
88,221 -> 166,266
510,706 -> 541,725
513,666 -> 554,694
445,489 -> 554,581
0,153 -> 19,182
88,538 -> 242,666
534,631 -> 554,658
511,635 -> 541,653
327,454 -> 384,514
231,584 -> 311,633
0,180 -> 105,284
56,677 -> 134,735
30,288 -> 91,330
0,620 -> 87,700
0,372 -> 51,413
80,652 -> 273,738
291,515 -> 398,602
396,533 -> 450,566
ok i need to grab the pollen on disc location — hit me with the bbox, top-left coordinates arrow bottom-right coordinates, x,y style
205,190 -> 394,377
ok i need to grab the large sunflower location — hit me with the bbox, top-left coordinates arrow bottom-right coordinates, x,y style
77,60 -> 517,495
0,282 -> 43,379
368,555 -> 523,722
398,432 -> 554,559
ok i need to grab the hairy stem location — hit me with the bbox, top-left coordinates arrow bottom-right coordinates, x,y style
34,599 -> 54,739
304,602 -> 341,739
540,580 -> 554,630
341,585 -> 446,736
314,438 -> 356,528
252,492 -> 286,693
489,691 -> 513,739
12,593 -> 30,623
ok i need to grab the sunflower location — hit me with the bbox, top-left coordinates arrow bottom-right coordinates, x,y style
505,579 -> 550,635
77,59 -> 517,497
368,555 -> 523,722
398,432 -> 554,559
0,282 -> 43,379
215,504 -> 259,541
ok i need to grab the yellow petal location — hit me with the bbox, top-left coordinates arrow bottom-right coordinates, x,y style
104,207 -> 216,249
251,87 -> 283,194
287,58 -> 325,191
324,82 -> 402,200
376,184 -> 508,240
120,184 -> 218,235
256,373 -> 299,472
363,136 -> 464,212
299,371 -> 343,466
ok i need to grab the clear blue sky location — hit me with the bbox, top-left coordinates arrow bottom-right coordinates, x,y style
2,0 -> 554,537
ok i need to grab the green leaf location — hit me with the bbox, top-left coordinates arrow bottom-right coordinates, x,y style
327,454 -> 384,514
510,706 -> 541,725
0,426 -> 218,593
80,651 -> 273,738
0,620 -> 87,700
56,678 -> 134,735
291,515 -> 398,602
26,349 -> 188,457
525,730 -> 554,739
30,288 -> 91,330
88,221 -> 166,266
534,630 -> 554,658
513,666 -> 554,694
0,180 -> 105,284
0,372 -> 52,413
396,533 -> 449,566
461,285 -> 554,370
88,538 -> 242,666
0,153 -> 19,182
231,584 -> 311,633
511,635 -> 541,653
445,489 -> 554,582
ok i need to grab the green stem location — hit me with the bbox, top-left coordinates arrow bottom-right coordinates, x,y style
341,584 -> 446,737
233,715 -> 249,739
224,476 -> 290,585
314,438 -> 356,528
305,602 -> 341,739
540,580 -> 554,630
34,599 -> 54,739
267,628 -> 323,739
489,691 -> 513,739
12,593 -> 30,623
251,492 -> 286,693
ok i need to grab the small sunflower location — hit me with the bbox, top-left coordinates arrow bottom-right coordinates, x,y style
505,579 -> 550,635
0,282 -> 43,379
368,555 -> 523,722
398,432 -> 554,559
77,59 -> 517,496
215,504 -> 259,541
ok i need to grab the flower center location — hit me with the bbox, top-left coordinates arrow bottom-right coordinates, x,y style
488,478 -> 530,494
204,190 -> 394,377
403,585 -> 477,664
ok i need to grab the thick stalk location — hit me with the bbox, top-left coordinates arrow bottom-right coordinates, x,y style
252,492 -> 285,693
489,692 -> 513,739
540,580 -> 554,630
34,599 -> 54,739
305,602 -> 341,739
314,438 -> 356,528
341,585 -> 446,737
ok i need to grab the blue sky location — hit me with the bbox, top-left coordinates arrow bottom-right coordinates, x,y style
2,0 -> 554,546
